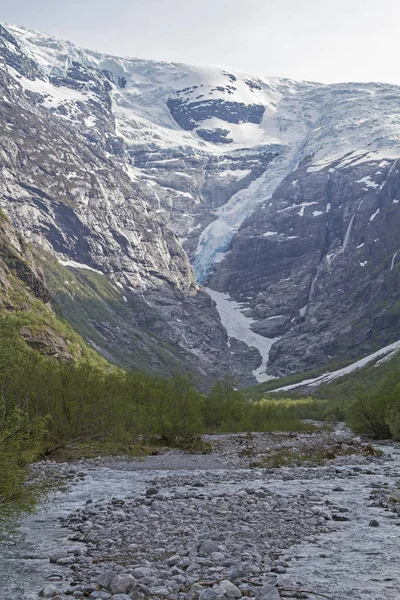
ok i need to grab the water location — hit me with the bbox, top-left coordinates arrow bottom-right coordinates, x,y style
0,447 -> 399,599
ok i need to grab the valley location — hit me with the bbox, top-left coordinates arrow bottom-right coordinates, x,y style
0,18 -> 400,600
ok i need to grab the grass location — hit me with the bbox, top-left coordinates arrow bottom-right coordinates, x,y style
250,441 -> 382,469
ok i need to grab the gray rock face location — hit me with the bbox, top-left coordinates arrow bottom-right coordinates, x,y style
3,23 -> 400,382
210,158 -> 400,375
167,96 -> 265,131
0,33 -> 258,386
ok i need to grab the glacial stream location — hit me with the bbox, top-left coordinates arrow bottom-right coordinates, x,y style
0,442 -> 399,600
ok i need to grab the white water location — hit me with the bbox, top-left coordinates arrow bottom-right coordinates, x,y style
206,287 -> 278,383
390,250 -> 400,271
283,445 -> 400,600
0,468 -> 168,600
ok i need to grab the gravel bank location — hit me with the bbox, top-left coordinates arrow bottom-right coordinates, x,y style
1,427 -> 399,600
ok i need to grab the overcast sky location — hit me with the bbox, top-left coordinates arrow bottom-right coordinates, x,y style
2,0 -> 399,84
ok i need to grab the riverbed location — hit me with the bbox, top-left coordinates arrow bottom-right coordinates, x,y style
0,429 -> 399,600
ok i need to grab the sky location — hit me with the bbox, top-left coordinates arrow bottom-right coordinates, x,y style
1,0 -> 399,84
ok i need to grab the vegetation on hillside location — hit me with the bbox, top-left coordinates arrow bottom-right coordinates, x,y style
0,314 -> 319,534
245,350 -> 400,441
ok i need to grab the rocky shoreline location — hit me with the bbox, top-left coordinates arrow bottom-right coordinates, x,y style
2,428 -> 400,600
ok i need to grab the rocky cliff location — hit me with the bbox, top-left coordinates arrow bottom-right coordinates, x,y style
0,27 -> 257,384
2,22 -> 400,382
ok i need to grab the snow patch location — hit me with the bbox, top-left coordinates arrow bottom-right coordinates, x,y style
356,175 -> 379,189
59,259 -> 103,274
369,208 -> 380,222
206,288 -> 278,383
273,339 -> 400,392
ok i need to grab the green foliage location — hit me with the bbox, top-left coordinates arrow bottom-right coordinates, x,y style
0,208 -> 10,223
345,367 -> 400,439
0,409 -> 48,534
203,376 -> 247,431
43,258 -> 186,374
203,377 -> 322,434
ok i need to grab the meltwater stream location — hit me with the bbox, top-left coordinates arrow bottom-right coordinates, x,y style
0,468 -> 162,599
0,446 -> 399,600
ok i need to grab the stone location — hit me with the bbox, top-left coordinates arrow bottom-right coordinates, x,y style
90,592 -> 112,600
199,540 -> 219,555
57,556 -> 75,565
133,568 -> 153,579
97,571 -> 117,590
199,589 -> 218,600
146,487 -> 160,497
332,514 -> 350,522
110,574 -> 136,595
150,587 -> 169,596
255,584 -> 281,600
369,519 -> 380,527
214,580 -> 241,599
39,585 -> 60,598
228,567 -> 246,581
391,489 -> 400,502
50,550 -> 69,563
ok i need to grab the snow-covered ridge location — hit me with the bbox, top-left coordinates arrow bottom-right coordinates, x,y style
3,21 -> 400,286
272,339 -> 400,392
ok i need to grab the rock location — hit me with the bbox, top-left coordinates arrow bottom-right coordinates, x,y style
145,487 -> 159,497
133,568 -> 153,579
332,514 -> 351,522
255,584 -> 281,600
150,587 -> 169,596
214,580 -> 242,599
391,489 -> 400,502
228,567 -> 246,582
57,556 -> 75,565
83,584 -> 100,594
110,574 -> 136,595
199,540 -> 219,555
90,592 -> 112,599
271,566 -> 286,573
369,519 -> 380,527
39,585 -> 60,598
97,571 -> 117,590
50,550 -> 69,563
199,589 -> 218,600
210,552 -> 225,562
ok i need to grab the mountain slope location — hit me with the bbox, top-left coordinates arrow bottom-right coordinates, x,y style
0,30 -> 258,385
2,23 -> 400,382
0,209 -> 103,362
